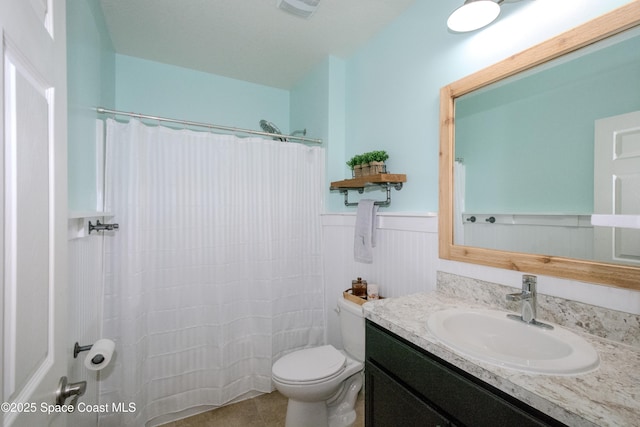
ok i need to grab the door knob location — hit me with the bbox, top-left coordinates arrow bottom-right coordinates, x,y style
55,376 -> 86,408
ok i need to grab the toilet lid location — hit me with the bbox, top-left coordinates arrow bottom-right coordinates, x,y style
273,345 -> 346,383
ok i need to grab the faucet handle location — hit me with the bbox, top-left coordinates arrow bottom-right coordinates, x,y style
505,292 -> 523,301
522,274 -> 537,292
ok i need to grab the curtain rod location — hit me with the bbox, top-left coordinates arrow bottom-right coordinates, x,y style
95,107 -> 323,144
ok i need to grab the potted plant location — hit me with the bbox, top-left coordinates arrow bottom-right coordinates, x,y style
368,150 -> 389,174
347,154 -> 364,177
360,152 -> 373,176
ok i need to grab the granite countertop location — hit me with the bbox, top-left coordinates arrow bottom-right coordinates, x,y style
363,291 -> 640,427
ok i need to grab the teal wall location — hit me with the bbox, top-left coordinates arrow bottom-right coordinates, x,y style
456,33 -> 640,213
67,0 -> 115,211
340,0 -> 633,212
68,0 -> 634,214
114,55 -> 290,133
291,56 -> 346,211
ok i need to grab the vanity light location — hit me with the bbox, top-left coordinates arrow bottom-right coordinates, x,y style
447,0 -> 502,32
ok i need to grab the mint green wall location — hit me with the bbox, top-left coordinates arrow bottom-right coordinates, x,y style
115,55 -> 290,133
341,0 -> 633,212
67,0 -> 115,211
457,34 -> 640,213
291,56 -> 346,211
69,0 -> 633,215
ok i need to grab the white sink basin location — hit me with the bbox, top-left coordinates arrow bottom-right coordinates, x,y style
427,308 -> 599,375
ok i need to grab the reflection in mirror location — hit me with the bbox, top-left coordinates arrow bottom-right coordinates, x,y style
439,2 -> 640,290
454,27 -> 640,266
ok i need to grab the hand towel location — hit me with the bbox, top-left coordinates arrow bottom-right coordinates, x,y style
354,199 -> 378,263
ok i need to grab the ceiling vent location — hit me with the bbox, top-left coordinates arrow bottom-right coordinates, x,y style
277,0 -> 321,19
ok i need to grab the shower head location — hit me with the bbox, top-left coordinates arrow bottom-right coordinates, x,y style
259,119 -> 281,135
259,120 -> 286,141
259,120 -> 308,142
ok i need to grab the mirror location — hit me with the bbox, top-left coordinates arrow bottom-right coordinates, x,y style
455,27 -> 640,265
439,2 -> 640,290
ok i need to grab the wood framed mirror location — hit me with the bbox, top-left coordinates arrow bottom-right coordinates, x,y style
439,1 -> 640,291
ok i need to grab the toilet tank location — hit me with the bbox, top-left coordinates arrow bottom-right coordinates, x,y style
337,297 -> 365,362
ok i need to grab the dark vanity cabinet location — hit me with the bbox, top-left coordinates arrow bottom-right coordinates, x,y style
365,320 -> 566,427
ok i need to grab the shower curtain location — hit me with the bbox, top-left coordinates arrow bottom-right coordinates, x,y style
99,119 -> 325,426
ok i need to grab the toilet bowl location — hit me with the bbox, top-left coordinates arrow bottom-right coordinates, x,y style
272,297 -> 365,427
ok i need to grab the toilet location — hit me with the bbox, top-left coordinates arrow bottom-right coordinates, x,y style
272,297 -> 365,427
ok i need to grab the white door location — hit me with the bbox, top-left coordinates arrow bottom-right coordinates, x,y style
1,0 -> 69,426
594,111 -> 640,265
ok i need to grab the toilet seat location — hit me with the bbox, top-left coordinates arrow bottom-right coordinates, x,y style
272,345 -> 346,385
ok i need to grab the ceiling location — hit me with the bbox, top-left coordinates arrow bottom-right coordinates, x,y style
98,0 -> 417,89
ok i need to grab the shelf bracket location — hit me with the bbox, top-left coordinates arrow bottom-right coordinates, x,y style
333,182 -> 403,207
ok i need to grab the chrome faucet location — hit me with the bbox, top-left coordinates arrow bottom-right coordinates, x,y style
506,275 -> 553,329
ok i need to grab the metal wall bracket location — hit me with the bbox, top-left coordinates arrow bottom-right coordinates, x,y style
329,174 -> 406,208
88,220 -> 119,234
335,182 -> 403,207
73,342 -> 93,358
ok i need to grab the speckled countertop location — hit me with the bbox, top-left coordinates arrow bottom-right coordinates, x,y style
363,288 -> 640,427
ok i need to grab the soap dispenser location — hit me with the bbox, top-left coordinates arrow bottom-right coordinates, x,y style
352,277 -> 367,298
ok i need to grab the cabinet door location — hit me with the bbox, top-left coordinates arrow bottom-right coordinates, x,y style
366,321 -> 562,427
366,362 -> 450,427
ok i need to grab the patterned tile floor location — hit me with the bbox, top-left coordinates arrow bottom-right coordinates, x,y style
162,390 -> 365,427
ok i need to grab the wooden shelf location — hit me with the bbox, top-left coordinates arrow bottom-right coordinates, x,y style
330,174 -> 406,207
330,174 -> 406,189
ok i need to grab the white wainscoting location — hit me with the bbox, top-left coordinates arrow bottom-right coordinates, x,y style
69,212 -> 439,413
68,210 -> 640,408
321,213 -> 439,348
68,235 -> 104,427
323,211 -> 640,349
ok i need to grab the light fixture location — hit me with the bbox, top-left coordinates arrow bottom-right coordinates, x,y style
277,0 -> 321,19
447,0 -> 502,33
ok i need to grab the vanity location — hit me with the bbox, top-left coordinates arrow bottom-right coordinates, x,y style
362,4 -> 640,425
362,276 -> 640,427
365,321 -> 561,426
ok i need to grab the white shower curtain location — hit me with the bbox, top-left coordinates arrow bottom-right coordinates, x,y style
99,119 -> 325,426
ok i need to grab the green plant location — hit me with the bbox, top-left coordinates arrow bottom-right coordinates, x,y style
346,154 -> 363,169
347,151 -> 389,169
360,152 -> 374,164
369,150 -> 389,162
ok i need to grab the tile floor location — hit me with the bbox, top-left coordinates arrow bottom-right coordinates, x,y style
162,390 -> 365,427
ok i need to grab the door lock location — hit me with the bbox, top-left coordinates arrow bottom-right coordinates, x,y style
55,376 -> 86,408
